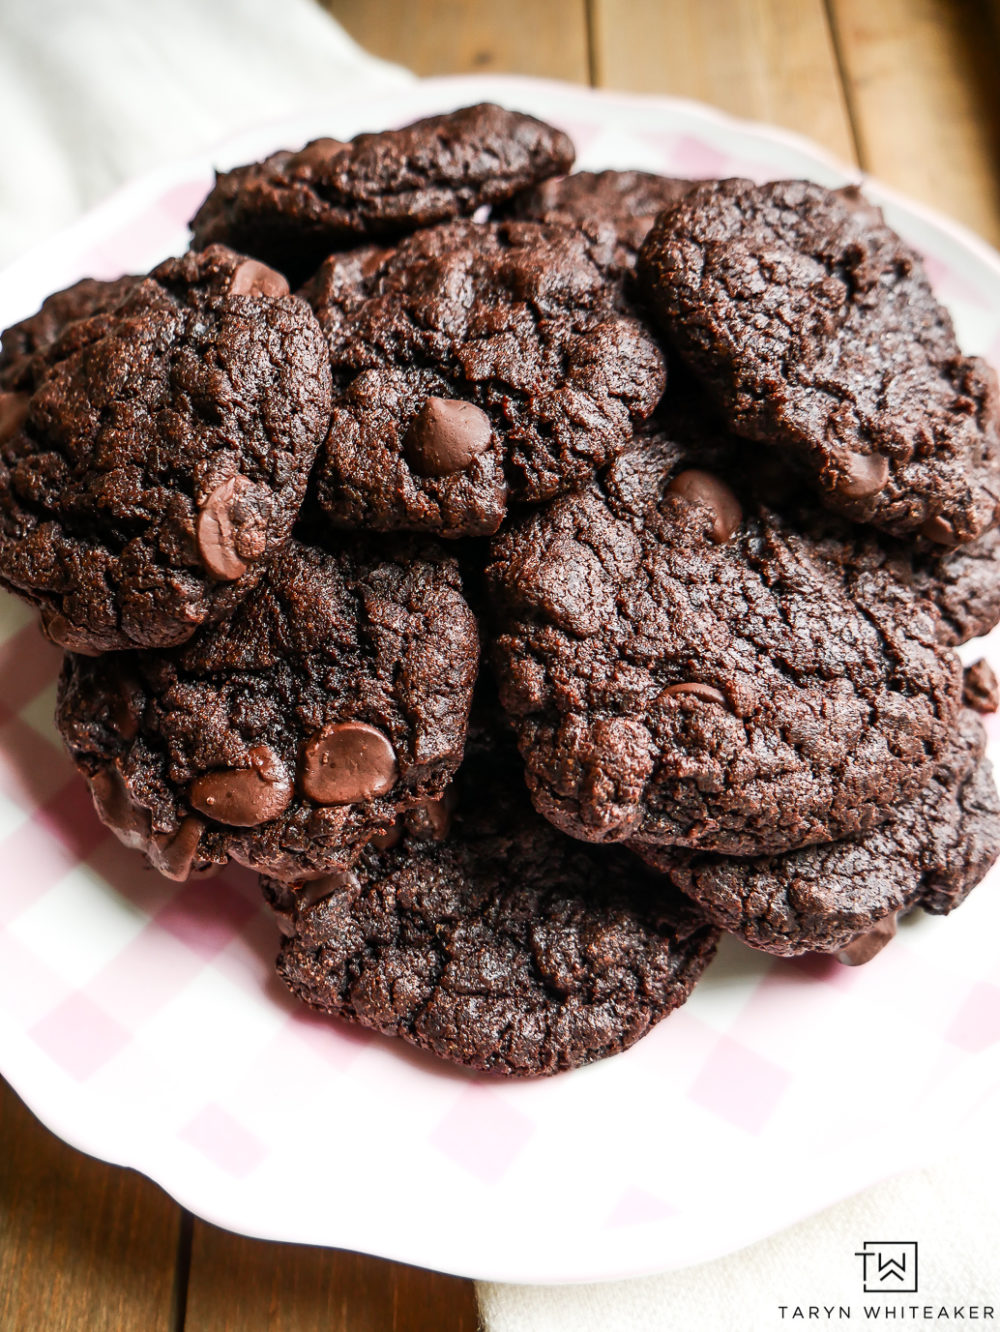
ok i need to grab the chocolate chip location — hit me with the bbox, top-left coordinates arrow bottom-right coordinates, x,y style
286,137 -> 348,171
920,514 -> 959,546
405,791 -> 455,842
370,820 -> 404,852
0,391 -> 28,441
293,869 -> 352,909
229,259 -> 291,299
300,721 -> 398,805
403,397 -> 493,477
41,610 -> 102,656
666,469 -> 743,542
196,475 -> 267,581
835,912 -> 898,966
189,746 -> 293,826
833,449 -> 890,499
662,682 -> 727,707
149,816 -> 209,881
90,765 -> 150,850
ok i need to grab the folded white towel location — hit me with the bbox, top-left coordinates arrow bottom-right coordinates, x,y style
479,1151 -> 1000,1330
0,0 -> 409,263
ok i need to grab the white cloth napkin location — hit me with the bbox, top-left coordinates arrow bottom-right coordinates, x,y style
0,0 -> 410,265
1,2 -> 997,1327
479,1151 -> 1000,1330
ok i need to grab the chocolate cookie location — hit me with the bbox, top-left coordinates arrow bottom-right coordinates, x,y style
487,415 -> 962,855
306,219 -> 666,537
0,246 -> 331,652
56,536 -> 480,880
190,103 -> 575,283
637,179 -> 1000,544
635,708 -> 1000,959
0,275 -> 140,392
264,757 -> 719,1077
504,169 -> 693,281
906,523 -> 1000,646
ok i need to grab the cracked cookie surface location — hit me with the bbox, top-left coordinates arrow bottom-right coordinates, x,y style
264,754 -> 719,1077
504,169 -> 694,282
487,414 -> 962,855
635,708 -> 1000,956
56,536 -> 480,880
306,219 -> 666,537
637,178 -> 1000,544
0,275 -> 140,392
0,246 -> 331,652
190,103 -> 575,282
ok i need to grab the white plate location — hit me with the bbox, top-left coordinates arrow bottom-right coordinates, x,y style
1,74 -> 999,1284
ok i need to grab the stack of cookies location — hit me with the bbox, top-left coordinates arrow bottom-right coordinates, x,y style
1,104 -> 998,1078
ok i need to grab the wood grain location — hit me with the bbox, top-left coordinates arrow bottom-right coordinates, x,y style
589,0 -> 857,164
0,1077 -> 182,1332
324,0 -> 590,82
183,1222 -> 479,1332
827,0 -> 1000,246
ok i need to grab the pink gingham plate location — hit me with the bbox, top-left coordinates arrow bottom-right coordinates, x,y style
1,76 -> 999,1285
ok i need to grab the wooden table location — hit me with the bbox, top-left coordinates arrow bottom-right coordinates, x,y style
3,2 -> 1000,1327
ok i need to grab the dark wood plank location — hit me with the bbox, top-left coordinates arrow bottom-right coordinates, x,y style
590,0 -> 857,164
183,1222 -> 479,1332
324,0 -> 590,82
827,0 -> 1000,245
0,1076 -> 183,1332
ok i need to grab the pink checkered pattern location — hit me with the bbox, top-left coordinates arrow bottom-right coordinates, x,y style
1,77 -> 999,1285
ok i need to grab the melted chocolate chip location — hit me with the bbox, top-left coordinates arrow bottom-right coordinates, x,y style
149,816 -> 209,881
286,137 -> 348,172
405,792 -> 455,842
90,765 -> 151,849
833,449 -> 890,499
300,721 -> 398,805
42,610 -> 102,656
921,514 -> 959,546
666,469 -> 743,542
836,912 -> 898,966
292,869 -> 352,909
403,397 -> 493,477
229,259 -> 291,299
370,820 -> 404,852
662,682 -> 727,707
196,475 -> 266,581
189,746 -> 293,826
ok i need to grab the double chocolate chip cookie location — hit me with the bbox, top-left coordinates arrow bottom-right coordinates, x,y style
191,103 -> 575,282
57,536 -> 480,880
638,179 -> 1000,544
0,275 -> 140,393
488,412 -> 963,855
0,246 -> 331,652
265,752 -> 719,1077
636,708 -> 1000,959
306,219 -> 666,537
504,169 -> 694,282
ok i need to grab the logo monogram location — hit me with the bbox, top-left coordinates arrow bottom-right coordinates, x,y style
854,1241 -> 919,1294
